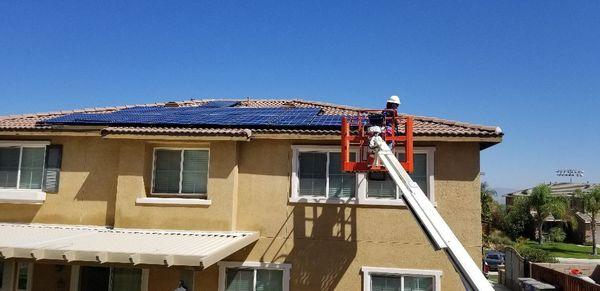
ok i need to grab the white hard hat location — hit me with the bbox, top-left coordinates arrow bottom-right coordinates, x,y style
387,95 -> 400,105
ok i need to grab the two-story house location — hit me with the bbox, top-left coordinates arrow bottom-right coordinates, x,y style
0,99 -> 502,291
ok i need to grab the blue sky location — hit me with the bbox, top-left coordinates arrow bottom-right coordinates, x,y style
1,1 -> 598,191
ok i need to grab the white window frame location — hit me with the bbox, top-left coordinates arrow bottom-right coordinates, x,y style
0,141 -> 49,204
150,147 -> 210,197
218,261 -> 291,291
291,145 -> 435,206
358,147 -> 436,206
290,145 -> 359,204
361,266 -> 442,291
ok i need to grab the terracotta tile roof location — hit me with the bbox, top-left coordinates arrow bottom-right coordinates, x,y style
0,99 -> 502,138
102,126 -> 252,137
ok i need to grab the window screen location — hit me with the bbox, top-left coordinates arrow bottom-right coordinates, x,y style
256,269 -> 283,291
371,274 -> 434,291
410,154 -> 428,195
225,268 -> 254,291
181,150 -> 209,194
328,153 -> 356,198
0,146 -> 46,190
367,153 -> 429,199
225,268 -> 284,291
19,148 -> 45,189
153,150 -> 182,193
0,147 -> 20,188
403,276 -> 433,291
372,275 -> 402,291
153,149 -> 209,195
298,152 -> 327,196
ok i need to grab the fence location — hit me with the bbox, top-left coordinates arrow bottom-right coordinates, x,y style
531,263 -> 600,291
503,247 -> 529,291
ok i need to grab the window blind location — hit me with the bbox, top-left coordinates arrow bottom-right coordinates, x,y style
225,268 -> 254,291
371,275 -> 434,291
153,150 -> 182,193
19,147 -> 45,189
371,275 -> 402,291
181,150 -> 209,194
367,153 -> 428,199
298,152 -> 327,196
328,153 -> 356,198
256,269 -> 283,291
404,276 -> 433,291
0,147 -> 20,188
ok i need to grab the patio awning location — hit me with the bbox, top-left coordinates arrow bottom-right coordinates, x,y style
0,223 -> 258,268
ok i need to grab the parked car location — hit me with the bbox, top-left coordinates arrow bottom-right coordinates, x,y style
484,251 -> 505,271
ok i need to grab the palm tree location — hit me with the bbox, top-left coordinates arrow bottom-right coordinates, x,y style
524,184 -> 568,244
576,186 -> 600,255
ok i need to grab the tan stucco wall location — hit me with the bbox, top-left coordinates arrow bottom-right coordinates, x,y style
0,136 -> 119,226
0,136 -> 483,290
230,140 -> 483,291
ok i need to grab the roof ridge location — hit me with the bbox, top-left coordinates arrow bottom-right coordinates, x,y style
291,99 -> 369,111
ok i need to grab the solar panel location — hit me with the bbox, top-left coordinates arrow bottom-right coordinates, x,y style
309,115 -> 343,126
42,106 -> 339,128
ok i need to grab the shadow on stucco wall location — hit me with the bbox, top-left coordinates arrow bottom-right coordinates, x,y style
285,204 -> 357,290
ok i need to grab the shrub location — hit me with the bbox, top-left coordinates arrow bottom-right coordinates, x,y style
518,247 -> 558,263
488,230 -> 514,247
545,227 -> 566,243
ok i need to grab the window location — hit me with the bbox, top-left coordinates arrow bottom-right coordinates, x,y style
152,148 -> 209,196
291,146 -> 357,201
15,262 -> 32,291
365,152 -> 431,200
218,262 -> 291,291
0,145 -> 46,190
78,266 -> 144,291
362,267 -> 441,291
291,146 -> 435,205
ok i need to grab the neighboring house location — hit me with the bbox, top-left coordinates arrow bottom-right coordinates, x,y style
505,182 -> 599,243
0,99 -> 503,291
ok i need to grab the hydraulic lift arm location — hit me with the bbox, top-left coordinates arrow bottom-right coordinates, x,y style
371,136 -> 494,291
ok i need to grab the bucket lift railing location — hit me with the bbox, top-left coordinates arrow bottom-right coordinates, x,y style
341,109 -> 414,173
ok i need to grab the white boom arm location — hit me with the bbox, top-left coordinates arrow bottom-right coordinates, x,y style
371,137 -> 493,291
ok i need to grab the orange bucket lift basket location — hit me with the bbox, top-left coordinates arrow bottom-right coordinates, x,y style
341,110 -> 414,173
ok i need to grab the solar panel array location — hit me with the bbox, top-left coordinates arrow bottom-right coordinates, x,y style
43,106 -> 345,128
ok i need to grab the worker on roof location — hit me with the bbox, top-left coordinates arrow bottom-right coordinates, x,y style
386,95 -> 400,110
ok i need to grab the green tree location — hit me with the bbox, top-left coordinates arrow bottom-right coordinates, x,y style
524,184 -> 569,244
504,198 -> 532,240
481,182 -> 496,236
576,186 -> 600,255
